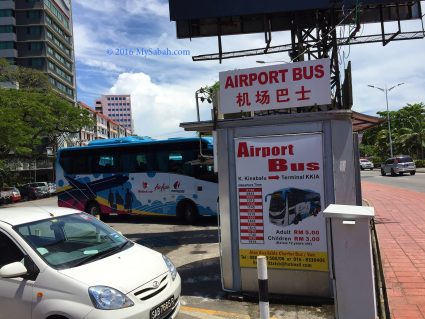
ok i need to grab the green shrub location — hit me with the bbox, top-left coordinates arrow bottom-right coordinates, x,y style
415,159 -> 425,168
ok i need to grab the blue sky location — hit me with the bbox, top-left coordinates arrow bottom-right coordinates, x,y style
72,0 -> 425,138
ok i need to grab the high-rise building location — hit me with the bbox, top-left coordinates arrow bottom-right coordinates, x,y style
0,0 -> 75,102
95,94 -> 134,133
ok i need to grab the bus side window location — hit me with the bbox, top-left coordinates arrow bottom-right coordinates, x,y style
60,152 -> 90,174
136,154 -> 148,172
155,150 -> 169,172
168,151 -> 184,174
93,155 -> 116,173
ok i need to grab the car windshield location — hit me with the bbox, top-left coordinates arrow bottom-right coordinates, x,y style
14,213 -> 131,270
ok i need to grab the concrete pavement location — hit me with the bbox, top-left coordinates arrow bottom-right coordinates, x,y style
362,181 -> 425,319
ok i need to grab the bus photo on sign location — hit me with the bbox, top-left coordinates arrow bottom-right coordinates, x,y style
265,188 -> 321,227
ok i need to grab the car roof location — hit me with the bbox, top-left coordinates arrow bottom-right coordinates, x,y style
0,206 -> 81,226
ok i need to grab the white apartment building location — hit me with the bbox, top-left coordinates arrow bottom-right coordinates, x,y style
95,94 -> 134,134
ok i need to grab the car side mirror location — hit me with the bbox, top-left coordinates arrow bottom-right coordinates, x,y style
0,262 -> 28,278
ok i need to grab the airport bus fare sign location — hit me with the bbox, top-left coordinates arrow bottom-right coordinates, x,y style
219,59 -> 331,114
234,134 -> 328,271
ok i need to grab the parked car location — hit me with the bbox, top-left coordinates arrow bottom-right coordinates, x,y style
360,158 -> 374,170
0,206 -> 181,319
1,187 -> 21,203
23,182 -> 49,198
47,182 -> 56,195
381,155 -> 416,176
16,185 -> 38,201
0,189 -> 12,205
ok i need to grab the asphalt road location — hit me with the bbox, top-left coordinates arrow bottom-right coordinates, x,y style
360,168 -> 425,193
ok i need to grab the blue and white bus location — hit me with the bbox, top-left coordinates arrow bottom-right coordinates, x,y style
265,188 -> 321,227
56,136 -> 217,222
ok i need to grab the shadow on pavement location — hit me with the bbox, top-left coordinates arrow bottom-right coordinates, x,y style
126,229 -> 218,255
104,214 -> 218,227
374,217 -> 399,225
178,257 -> 225,300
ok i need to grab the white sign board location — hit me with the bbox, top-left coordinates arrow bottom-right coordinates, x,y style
235,133 -> 328,271
219,59 -> 331,114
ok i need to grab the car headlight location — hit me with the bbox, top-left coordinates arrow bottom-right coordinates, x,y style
88,286 -> 134,310
162,255 -> 177,281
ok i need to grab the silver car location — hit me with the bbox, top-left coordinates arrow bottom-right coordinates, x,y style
360,159 -> 374,170
381,155 -> 416,176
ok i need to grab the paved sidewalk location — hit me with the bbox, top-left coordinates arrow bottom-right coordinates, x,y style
362,181 -> 425,319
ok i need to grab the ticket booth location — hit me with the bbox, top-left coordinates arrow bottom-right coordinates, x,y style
216,110 -> 359,297
182,60 -> 363,298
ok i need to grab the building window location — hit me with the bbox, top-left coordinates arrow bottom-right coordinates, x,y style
27,26 -> 42,35
43,0 -> 70,29
0,10 -> 14,17
107,97 -> 110,100
31,58 -> 43,67
28,42 -> 43,51
0,42 -> 15,50
26,10 -> 41,19
0,25 -> 15,33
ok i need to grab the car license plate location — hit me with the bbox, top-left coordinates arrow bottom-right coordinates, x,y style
150,296 -> 175,319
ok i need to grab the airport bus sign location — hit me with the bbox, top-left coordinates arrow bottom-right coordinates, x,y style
219,59 -> 331,114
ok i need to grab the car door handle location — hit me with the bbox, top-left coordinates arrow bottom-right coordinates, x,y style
197,186 -> 203,191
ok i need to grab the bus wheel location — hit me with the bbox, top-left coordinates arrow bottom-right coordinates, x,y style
86,202 -> 100,217
183,202 -> 198,224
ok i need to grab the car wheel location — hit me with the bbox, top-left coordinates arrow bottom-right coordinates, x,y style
370,168 -> 373,170
410,171 -> 416,176
183,202 -> 199,224
360,167 -> 364,171
381,169 -> 386,176
399,172 -> 404,176
391,168 -> 396,176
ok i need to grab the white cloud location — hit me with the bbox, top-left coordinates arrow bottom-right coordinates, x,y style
108,73 -> 205,138
73,0 -> 168,17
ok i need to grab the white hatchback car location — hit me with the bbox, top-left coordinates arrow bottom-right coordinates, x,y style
0,207 -> 181,319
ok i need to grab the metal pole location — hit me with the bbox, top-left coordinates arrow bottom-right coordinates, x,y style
385,87 -> 394,158
34,159 -> 37,182
257,256 -> 270,319
368,83 -> 404,158
195,90 -> 200,122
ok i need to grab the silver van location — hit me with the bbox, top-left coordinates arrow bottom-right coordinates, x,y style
381,155 -> 416,176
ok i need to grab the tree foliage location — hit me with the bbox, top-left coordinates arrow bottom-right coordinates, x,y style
0,59 -> 94,158
361,103 -> 425,160
0,160 -> 11,188
197,81 -> 219,103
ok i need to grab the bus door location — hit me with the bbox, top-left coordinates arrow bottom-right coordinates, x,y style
287,191 -> 299,225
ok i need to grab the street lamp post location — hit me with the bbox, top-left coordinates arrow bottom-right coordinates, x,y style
367,83 -> 405,158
